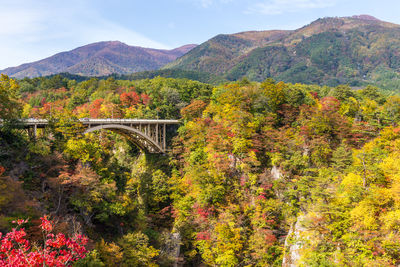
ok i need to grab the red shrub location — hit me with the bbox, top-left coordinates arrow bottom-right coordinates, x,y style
0,216 -> 88,266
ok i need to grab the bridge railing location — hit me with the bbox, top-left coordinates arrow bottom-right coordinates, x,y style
78,118 -> 180,124
0,118 -> 180,125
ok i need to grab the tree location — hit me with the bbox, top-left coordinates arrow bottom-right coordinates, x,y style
0,74 -> 21,120
96,232 -> 159,267
181,100 -> 207,120
120,90 -> 140,107
59,164 -> 123,225
89,99 -> 104,118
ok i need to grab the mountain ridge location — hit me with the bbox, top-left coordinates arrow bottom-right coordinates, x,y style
1,41 -> 197,78
165,15 -> 400,88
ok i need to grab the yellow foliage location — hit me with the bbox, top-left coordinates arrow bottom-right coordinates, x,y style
361,99 -> 378,115
339,97 -> 359,116
350,200 -> 378,230
370,186 -> 393,206
124,106 -> 138,118
22,103 -> 32,118
340,173 -> 363,193
197,221 -> 244,267
379,127 -> 400,142
380,152 -> 400,203
381,210 -> 400,231
96,239 -> 123,266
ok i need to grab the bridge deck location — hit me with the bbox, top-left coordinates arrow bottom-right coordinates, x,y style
7,118 -> 180,128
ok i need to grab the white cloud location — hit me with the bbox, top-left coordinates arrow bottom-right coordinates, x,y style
247,0 -> 337,15
0,0 -> 169,69
200,0 -> 213,7
191,0 -> 233,8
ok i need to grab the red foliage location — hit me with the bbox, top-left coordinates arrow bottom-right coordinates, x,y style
258,183 -> 274,201
120,91 -> 140,107
140,93 -> 150,105
262,183 -> 273,190
89,99 -> 103,118
40,215 -> 53,232
226,131 -> 235,138
257,193 -> 266,200
196,231 -> 211,241
153,206 -> 175,221
320,97 -> 340,112
0,166 -> 5,177
0,216 -> 88,266
346,121 -> 376,147
263,230 -> 277,245
193,203 -> 214,220
240,176 -> 246,186
310,91 -> 319,99
170,206 -> 178,218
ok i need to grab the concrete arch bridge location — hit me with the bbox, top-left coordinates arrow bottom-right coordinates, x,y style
15,118 -> 180,154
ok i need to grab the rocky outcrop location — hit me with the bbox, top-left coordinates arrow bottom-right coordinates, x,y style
271,165 -> 283,180
282,215 -> 307,266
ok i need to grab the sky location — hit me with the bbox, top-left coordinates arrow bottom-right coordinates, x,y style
1,0 -> 400,69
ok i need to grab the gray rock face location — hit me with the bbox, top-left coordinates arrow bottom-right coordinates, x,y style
160,230 -> 182,267
271,165 -> 282,180
170,232 -> 181,267
282,215 -> 307,267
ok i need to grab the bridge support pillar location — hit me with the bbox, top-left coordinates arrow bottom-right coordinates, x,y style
156,124 -> 159,144
163,123 -> 166,151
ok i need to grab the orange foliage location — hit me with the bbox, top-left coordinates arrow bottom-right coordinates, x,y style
120,91 -> 140,107
181,100 -> 207,120
89,99 -> 104,118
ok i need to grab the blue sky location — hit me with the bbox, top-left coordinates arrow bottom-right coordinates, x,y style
1,0 -> 400,69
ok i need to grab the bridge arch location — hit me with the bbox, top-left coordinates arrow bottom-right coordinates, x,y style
11,118 -> 179,153
84,124 -> 164,153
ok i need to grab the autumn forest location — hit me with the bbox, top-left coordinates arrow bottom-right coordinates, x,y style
0,71 -> 400,266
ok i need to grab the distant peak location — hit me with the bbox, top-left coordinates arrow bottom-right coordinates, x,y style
176,44 -> 198,49
351,15 -> 380,21
80,40 -> 127,48
107,40 -> 125,45
101,41 -> 129,47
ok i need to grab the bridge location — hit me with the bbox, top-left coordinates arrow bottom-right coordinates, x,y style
8,118 -> 180,154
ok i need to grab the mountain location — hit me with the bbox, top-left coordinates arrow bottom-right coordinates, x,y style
1,42 -> 197,78
165,15 -> 400,88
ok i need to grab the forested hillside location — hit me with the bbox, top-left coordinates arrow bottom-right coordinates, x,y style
1,73 -> 400,265
166,15 -> 400,90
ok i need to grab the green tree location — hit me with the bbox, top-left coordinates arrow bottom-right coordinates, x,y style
0,74 -> 21,120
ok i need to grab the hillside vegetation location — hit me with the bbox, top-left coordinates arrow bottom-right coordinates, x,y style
1,73 -> 400,265
166,16 -> 400,90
